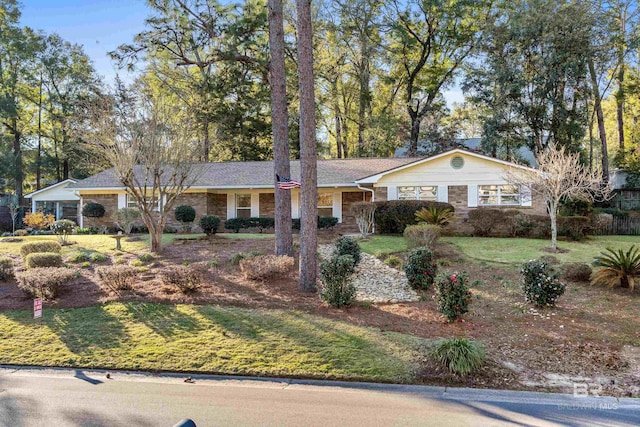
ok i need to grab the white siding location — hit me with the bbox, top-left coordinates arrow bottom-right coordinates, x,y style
250,193 -> 260,217
387,186 -> 398,200
226,194 -> 235,219
291,191 -> 300,218
521,185 -> 533,207
467,185 -> 478,208
117,194 -> 126,209
437,185 -> 448,203
333,191 -> 342,223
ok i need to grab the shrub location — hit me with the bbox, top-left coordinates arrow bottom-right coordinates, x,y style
374,200 -> 455,234
82,202 -> 105,218
350,202 -> 376,236
163,225 -> 178,233
161,263 -> 208,293
25,253 -> 64,269
16,267 -> 77,299
468,209 -> 509,237
138,253 -> 154,263
333,236 -> 361,266
199,215 -> 220,235
254,217 -> 275,233
20,241 -> 62,258
67,251 -> 90,263
415,206 -> 454,226
224,218 -> 246,233
14,229 -> 28,237
403,223 -> 440,249
431,338 -> 485,375
175,205 -> 196,232
557,216 -> 591,241
559,198 -> 592,217
319,254 -> 356,307
434,272 -> 472,322
23,212 -> 55,230
591,246 -> 640,290
521,259 -> 566,306
291,217 -> 341,230
0,257 -> 14,281
230,252 -> 247,265
594,207 -> 628,218
239,255 -> 295,280
90,252 -> 107,262
384,255 -> 403,269
50,219 -> 76,245
561,263 -> 592,282
112,208 -> 141,234
404,248 -> 438,290
96,265 -> 140,291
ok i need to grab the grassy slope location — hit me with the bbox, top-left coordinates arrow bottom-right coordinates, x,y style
359,235 -> 639,265
0,303 -> 423,382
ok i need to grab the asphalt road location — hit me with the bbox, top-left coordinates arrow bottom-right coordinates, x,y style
0,367 -> 638,427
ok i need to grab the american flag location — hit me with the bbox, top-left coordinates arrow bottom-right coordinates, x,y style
276,174 -> 301,190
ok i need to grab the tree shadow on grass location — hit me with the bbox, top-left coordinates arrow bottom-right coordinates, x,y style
121,303 -> 204,339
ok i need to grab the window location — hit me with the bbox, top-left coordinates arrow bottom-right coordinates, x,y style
478,185 -> 520,206
236,194 -> 251,218
126,194 -> 162,212
398,186 -> 437,201
317,193 -> 333,217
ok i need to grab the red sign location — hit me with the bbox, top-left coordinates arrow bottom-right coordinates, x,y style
34,298 -> 42,319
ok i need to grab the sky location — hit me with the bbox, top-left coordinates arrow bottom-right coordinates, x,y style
19,0 -> 465,106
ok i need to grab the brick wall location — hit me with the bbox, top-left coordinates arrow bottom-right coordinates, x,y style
167,193 -> 208,229
448,185 -> 468,215
207,193 -> 227,220
259,193 -> 275,217
82,194 -> 118,228
342,191 -> 368,228
374,187 -> 387,201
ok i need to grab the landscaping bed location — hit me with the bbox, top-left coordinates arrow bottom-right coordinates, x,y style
0,233 -> 638,396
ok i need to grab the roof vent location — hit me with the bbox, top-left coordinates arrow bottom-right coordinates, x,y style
450,155 -> 464,170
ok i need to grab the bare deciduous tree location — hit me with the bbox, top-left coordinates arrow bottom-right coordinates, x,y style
83,81 -> 202,253
350,201 -> 376,237
506,144 -> 612,251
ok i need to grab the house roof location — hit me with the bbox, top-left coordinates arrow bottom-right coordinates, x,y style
69,157 -> 423,190
355,149 -> 538,184
24,179 -> 77,198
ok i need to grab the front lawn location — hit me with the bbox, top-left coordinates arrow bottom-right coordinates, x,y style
359,235 -> 639,265
0,303 -> 423,382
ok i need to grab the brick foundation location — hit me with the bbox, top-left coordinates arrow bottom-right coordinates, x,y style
259,193 -> 275,217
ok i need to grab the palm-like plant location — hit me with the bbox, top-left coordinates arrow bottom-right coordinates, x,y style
591,246 -> 640,290
415,206 -> 454,226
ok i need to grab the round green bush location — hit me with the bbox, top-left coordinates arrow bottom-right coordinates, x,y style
175,205 -> 196,223
200,215 -> 220,235
82,203 -> 105,218
434,271 -> 472,322
404,248 -> 437,290
521,259 -> 566,306
333,236 -> 361,266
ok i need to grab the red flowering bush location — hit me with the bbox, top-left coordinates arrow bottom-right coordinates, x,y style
434,272 -> 472,322
404,248 -> 437,290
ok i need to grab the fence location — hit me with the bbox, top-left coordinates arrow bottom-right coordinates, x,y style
611,189 -> 640,210
594,215 -> 640,236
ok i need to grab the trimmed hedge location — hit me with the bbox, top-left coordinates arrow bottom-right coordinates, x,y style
374,200 -> 454,234
16,267 -> 77,299
557,215 -> 591,241
20,241 -> 62,258
0,257 -> 14,281
25,253 -> 64,269
291,216 -> 339,230
199,215 -> 221,235
225,217 -> 276,233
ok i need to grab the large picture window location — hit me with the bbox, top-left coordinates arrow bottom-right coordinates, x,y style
478,185 -> 520,206
398,186 -> 437,201
126,194 -> 162,212
236,194 -> 251,218
317,193 -> 333,217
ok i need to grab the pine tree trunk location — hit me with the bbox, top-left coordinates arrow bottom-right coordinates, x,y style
616,59 -> 625,151
12,120 -> 22,200
588,57 -> 609,182
268,0 -> 293,257
408,114 -> 420,155
296,0 -> 318,293
36,74 -> 43,190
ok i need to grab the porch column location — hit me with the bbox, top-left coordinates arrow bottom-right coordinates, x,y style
31,199 -> 36,214
55,202 -> 61,220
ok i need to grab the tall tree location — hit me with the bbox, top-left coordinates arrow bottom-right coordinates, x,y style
268,0 -> 293,256
389,0 -> 489,154
296,0 -> 318,293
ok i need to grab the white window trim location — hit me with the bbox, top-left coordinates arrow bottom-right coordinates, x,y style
397,186 -> 438,201
235,193 -> 252,218
126,194 -> 163,212
478,185 -> 522,206
317,192 -> 334,217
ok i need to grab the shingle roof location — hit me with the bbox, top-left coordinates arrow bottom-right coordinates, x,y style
69,157 -> 423,189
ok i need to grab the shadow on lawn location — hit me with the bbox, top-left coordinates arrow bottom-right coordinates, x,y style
122,302 -> 204,339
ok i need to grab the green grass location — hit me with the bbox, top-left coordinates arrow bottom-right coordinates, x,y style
443,235 -> 640,265
359,235 -> 408,256
0,235 -> 148,256
359,235 -> 640,265
0,303 -> 423,382
218,233 -> 275,239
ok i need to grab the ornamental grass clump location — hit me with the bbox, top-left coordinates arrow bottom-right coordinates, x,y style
404,248 -> 437,290
403,223 -> 441,249
521,259 -> 566,306
431,338 -> 486,375
434,272 -> 472,322
320,254 -> 356,307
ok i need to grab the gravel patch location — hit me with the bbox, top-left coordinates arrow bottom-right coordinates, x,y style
318,245 -> 420,303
